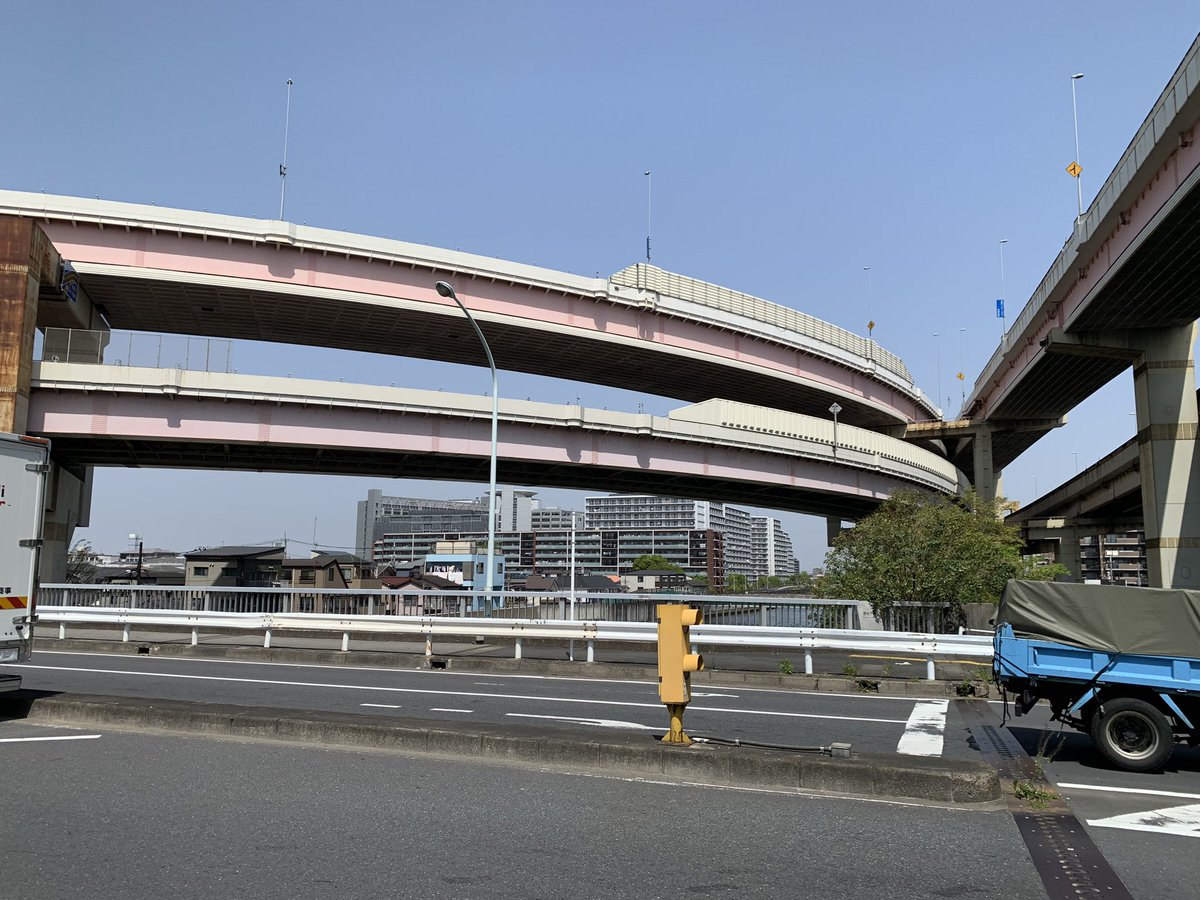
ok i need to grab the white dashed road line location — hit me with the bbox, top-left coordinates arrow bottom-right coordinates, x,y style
0,734 -> 102,743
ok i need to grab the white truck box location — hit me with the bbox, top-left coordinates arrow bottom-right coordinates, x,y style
0,433 -> 50,692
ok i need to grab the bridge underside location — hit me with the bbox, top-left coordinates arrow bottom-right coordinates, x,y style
974,167 -> 1200,473
44,436 -> 881,520
66,271 -> 905,429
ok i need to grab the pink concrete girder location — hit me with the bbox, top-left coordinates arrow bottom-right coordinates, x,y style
27,387 -> 912,519
39,221 -> 928,428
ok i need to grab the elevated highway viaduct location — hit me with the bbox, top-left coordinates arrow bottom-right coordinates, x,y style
24,362 -> 963,579
907,34 -> 1200,588
0,189 -> 944,578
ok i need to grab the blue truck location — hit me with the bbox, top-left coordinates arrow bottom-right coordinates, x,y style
994,579 -> 1200,772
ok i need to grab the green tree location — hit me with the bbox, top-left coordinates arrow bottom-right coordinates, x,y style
631,554 -> 682,573
788,571 -> 815,591
818,490 -> 1065,615
724,573 -> 749,594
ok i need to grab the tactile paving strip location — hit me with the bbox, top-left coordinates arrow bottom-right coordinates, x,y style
958,700 -> 1133,900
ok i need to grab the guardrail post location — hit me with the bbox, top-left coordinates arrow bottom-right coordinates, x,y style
761,605 -> 768,627
926,656 -> 936,681
804,649 -> 813,675
368,597 -> 375,616
515,637 -> 522,660
425,635 -> 432,657
203,592 -> 211,613
586,639 -> 595,663
58,622 -> 65,639
341,632 -> 349,652
264,628 -> 272,649
190,628 -> 198,646
122,624 -> 130,642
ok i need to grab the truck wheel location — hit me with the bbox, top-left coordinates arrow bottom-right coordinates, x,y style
1090,697 -> 1174,772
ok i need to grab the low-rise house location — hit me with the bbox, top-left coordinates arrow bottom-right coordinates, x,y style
619,569 -> 688,592
282,553 -> 379,590
184,545 -> 285,587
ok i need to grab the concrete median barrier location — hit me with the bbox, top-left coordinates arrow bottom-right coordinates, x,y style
9,691 -> 1000,804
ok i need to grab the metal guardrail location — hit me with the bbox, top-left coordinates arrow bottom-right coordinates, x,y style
34,594 -> 992,680
36,585 -> 864,628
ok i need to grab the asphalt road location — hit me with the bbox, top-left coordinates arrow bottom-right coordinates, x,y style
0,720 -> 1044,900
11,649 -> 957,755
7,652 -> 1200,898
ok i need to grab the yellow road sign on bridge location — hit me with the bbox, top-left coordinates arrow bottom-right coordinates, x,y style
1066,161 -> 1082,178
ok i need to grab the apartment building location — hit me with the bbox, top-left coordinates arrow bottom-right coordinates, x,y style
373,526 -> 724,587
1079,531 -> 1148,586
356,489 -> 536,557
584,495 -> 793,577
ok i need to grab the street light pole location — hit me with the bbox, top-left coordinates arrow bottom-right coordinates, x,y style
958,327 -> 967,404
933,332 -> 942,420
829,402 -> 842,455
1071,73 -> 1085,218
435,281 -> 499,615
998,239 -> 1009,339
644,170 -> 652,263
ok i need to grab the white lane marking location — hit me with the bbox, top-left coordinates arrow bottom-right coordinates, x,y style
360,703 -> 402,709
692,692 -> 740,698
1058,783 -> 1200,801
507,713 -> 657,731
1088,803 -> 1200,838
430,708 -> 473,714
27,651 -> 925,701
896,699 -> 949,757
0,734 -> 102,743
474,682 -> 503,686
12,665 -> 908,724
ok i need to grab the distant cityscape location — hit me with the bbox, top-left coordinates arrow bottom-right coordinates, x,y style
73,489 -> 1151,590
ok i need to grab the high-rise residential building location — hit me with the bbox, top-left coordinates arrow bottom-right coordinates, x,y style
356,491 -> 489,557
356,488 -> 537,558
584,495 -> 789,577
530,506 -> 579,530
751,516 -> 798,577
373,526 -> 724,587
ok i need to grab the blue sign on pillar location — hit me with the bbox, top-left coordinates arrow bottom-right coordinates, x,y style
996,299 -> 1005,319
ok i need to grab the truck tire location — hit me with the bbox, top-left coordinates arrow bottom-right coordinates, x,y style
1090,697 -> 1174,772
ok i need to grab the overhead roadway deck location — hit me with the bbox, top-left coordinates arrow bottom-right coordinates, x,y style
27,363 -> 964,521
0,192 -> 936,430
963,34 -> 1200,472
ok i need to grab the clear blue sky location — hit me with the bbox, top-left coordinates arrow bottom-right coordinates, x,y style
3,3 -> 1198,566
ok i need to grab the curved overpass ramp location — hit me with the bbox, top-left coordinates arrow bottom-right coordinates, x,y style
1,191 -> 936,428
28,363 -> 963,519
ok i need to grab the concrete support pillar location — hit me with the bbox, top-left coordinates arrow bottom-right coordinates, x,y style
971,426 -> 1001,504
1057,528 -> 1083,583
825,517 -> 843,546
1133,324 -> 1200,588
39,463 -> 93,583
0,218 -> 54,434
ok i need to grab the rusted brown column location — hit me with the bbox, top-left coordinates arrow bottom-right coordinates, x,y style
0,217 -> 56,434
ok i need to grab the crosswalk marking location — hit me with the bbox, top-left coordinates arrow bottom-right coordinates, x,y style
1088,803 -> 1200,839
896,700 -> 948,756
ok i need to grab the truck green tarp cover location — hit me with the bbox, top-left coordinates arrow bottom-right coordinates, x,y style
998,580 -> 1200,659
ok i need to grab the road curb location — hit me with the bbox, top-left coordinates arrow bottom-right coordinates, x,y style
9,691 -> 1001,804
31,636 -> 994,698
